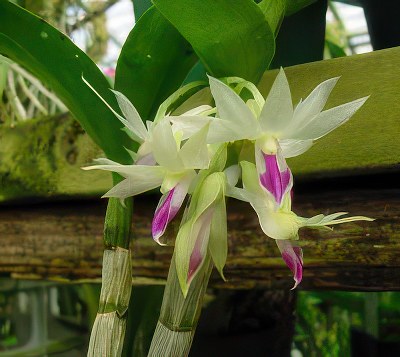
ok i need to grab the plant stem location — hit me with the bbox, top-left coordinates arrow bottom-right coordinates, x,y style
148,254 -> 213,357
87,189 -> 133,357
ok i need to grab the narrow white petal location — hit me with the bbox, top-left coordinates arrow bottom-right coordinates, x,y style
208,75 -> 259,138
259,68 -> 293,133
291,77 -> 339,129
293,96 -> 369,140
83,163 -> 165,182
102,172 -> 163,199
82,75 -> 143,143
92,157 -> 121,166
151,118 -> 184,171
179,123 -> 210,169
110,90 -> 148,141
181,105 -> 213,116
279,139 -> 314,158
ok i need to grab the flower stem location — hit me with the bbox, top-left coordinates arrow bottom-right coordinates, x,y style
148,253 -> 213,357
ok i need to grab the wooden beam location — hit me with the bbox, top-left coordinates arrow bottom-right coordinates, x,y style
1,182 -> 399,291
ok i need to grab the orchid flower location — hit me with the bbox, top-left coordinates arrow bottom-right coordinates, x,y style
171,69 -> 368,208
84,118 -> 210,244
228,161 -> 373,289
82,76 -> 212,166
82,76 -> 215,243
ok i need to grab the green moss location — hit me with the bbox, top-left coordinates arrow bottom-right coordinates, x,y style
0,114 -> 111,201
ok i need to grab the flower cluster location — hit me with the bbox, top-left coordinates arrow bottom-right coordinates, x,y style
84,69 -> 372,293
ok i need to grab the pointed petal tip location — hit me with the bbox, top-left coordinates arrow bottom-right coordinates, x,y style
152,234 -> 168,246
219,270 -> 227,282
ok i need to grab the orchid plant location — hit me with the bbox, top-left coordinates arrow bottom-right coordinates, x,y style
0,1 -> 378,356
85,68 -> 372,292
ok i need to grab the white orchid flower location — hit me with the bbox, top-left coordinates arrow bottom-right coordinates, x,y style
84,117 -> 210,245
82,76 -> 215,244
228,161 -> 373,289
171,69 -> 368,208
83,76 -> 213,166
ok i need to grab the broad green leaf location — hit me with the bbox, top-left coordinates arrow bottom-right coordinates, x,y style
132,0 -> 152,20
286,0 -> 318,16
153,0 -> 275,83
115,6 -> 197,120
271,0 -> 327,68
258,0 -> 287,36
182,61 -> 207,85
259,46 -> 400,177
0,1 -> 131,163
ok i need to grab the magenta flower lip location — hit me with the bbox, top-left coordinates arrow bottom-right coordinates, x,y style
152,182 -> 189,244
276,240 -> 303,289
259,152 -> 292,206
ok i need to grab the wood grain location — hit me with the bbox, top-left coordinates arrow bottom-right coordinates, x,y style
1,183 -> 399,291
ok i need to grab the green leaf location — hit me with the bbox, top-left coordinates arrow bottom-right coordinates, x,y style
115,6 -> 197,120
153,0 -> 275,83
259,46 -> 400,177
132,0 -> 152,20
271,0 -> 327,68
258,0 -> 287,37
0,1 -> 131,163
285,0 -> 318,16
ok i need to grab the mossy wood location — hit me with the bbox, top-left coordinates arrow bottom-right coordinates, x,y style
0,187 -> 398,291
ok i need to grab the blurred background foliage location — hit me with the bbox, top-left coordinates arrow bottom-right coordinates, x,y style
2,282 -> 400,356
1,0 -> 400,356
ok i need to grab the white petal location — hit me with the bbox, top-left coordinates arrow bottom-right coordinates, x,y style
208,75 -> 259,138
208,118 -> 260,143
82,75 -> 144,144
292,96 -> 369,140
179,123 -> 210,169
170,115 -> 211,140
151,118 -> 184,171
259,68 -> 293,133
172,87 -> 213,115
224,165 -> 240,188
102,171 -> 163,199
181,105 -> 213,116
279,139 -> 314,158
83,163 -> 164,183
111,90 -> 148,141
92,157 -> 120,166
291,77 -> 339,129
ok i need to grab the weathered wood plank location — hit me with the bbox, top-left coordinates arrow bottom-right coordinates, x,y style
1,183 -> 399,291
